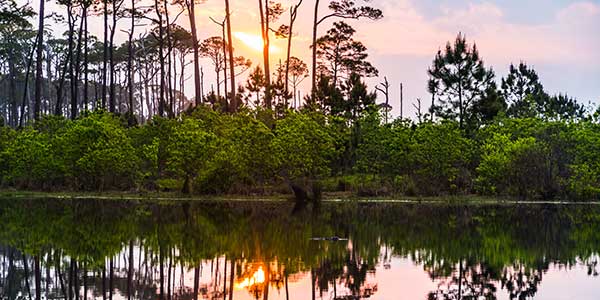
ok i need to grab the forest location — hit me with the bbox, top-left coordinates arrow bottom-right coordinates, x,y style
1,0 -> 599,201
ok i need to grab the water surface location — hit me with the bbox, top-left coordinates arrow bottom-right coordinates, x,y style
0,198 -> 599,299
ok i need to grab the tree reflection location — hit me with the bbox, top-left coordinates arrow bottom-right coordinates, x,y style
0,199 -> 599,299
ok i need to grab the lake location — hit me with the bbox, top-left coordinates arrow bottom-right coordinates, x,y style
0,198 -> 599,299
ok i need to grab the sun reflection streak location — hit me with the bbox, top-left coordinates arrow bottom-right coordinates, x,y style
235,266 -> 266,289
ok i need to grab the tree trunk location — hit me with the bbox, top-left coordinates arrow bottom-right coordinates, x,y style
225,0 -> 236,111
84,11 -> 89,110
109,258 -> 114,300
20,33 -> 38,127
284,1 -> 301,103
109,0 -> 119,113
193,265 -> 199,300
102,0 -> 109,109
128,0 -> 135,119
187,0 -> 202,106
156,0 -> 166,117
258,0 -> 271,108
310,0 -> 320,99
35,256 -> 41,300
229,260 -> 234,300
221,23 -> 229,111
33,0 -> 46,120
73,8 -> 86,119
128,240 -> 134,300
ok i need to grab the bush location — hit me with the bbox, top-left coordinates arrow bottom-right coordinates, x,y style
408,122 -> 473,195
61,112 -> 138,190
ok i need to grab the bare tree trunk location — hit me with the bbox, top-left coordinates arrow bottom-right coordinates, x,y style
310,0 -> 320,99
102,0 -> 108,109
33,0 -> 46,120
35,256 -> 41,300
128,240 -> 134,300
128,0 -> 135,118
156,0 -> 166,117
164,0 -> 174,117
258,0 -> 271,108
225,0 -> 236,111
83,11 -> 89,110
229,260 -> 234,300
284,1 -> 302,101
109,258 -> 114,300
193,265 -> 199,300
73,8 -> 86,119
109,0 -> 120,113
23,255 -> 32,299
221,23 -> 228,111
185,0 -> 201,106
20,33 -> 38,127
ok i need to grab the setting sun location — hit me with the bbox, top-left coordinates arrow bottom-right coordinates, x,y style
234,32 -> 281,53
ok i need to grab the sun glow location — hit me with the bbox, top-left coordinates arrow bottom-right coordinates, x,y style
234,32 -> 281,53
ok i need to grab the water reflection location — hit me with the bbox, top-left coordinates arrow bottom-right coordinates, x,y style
0,199 -> 599,299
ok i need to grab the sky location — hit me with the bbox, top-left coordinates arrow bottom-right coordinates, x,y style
35,0 -> 600,119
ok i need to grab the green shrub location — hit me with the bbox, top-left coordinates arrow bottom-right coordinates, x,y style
61,112 -> 138,190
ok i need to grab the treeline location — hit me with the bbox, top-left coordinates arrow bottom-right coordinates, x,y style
1,106 -> 599,200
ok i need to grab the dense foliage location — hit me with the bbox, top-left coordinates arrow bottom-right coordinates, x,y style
1,106 -> 599,201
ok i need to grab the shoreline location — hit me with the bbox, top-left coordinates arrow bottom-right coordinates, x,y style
1,190 -> 598,205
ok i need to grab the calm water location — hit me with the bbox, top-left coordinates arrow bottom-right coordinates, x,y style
1,198 -> 599,300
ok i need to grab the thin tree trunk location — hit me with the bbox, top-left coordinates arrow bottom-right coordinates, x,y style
128,240 -> 134,300
229,259 -> 234,300
284,1 -> 302,102
20,33 -> 38,127
35,256 -> 41,300
193,265 -> 199,300
83,262 -> 88,300
128,0 -> 135,118
109,258 -> 114,300
258,0 -> 271,108
23,255 -> 32,299
156,0 -> 166,117
33,0 -> 46,120
102,0 -> 108,109
310,0 -> 320,99
221,23 -> 228,111
186,0 -> 201,106
73,8 -> 86,119
225,0 -> 236,110
84,11 -> 89,110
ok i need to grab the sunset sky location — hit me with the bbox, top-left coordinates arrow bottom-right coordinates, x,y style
37,0 -> 600,118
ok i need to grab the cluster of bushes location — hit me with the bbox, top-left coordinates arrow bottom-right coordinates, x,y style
353,115 -> 600,200
1,107 -> 599,200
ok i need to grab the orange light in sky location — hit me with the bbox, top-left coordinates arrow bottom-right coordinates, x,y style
234,32 -> 281,53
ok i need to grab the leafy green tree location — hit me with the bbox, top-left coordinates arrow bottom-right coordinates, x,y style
272,112 -> 336,182
428,33 -> 496,129
568,122 -> 600,200
166,117 -> 218,193
194,112 -> 276,194
409,122 -> 473,195
61,112 -> 138,190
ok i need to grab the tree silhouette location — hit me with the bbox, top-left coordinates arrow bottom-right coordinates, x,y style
428,33 -> 495,129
